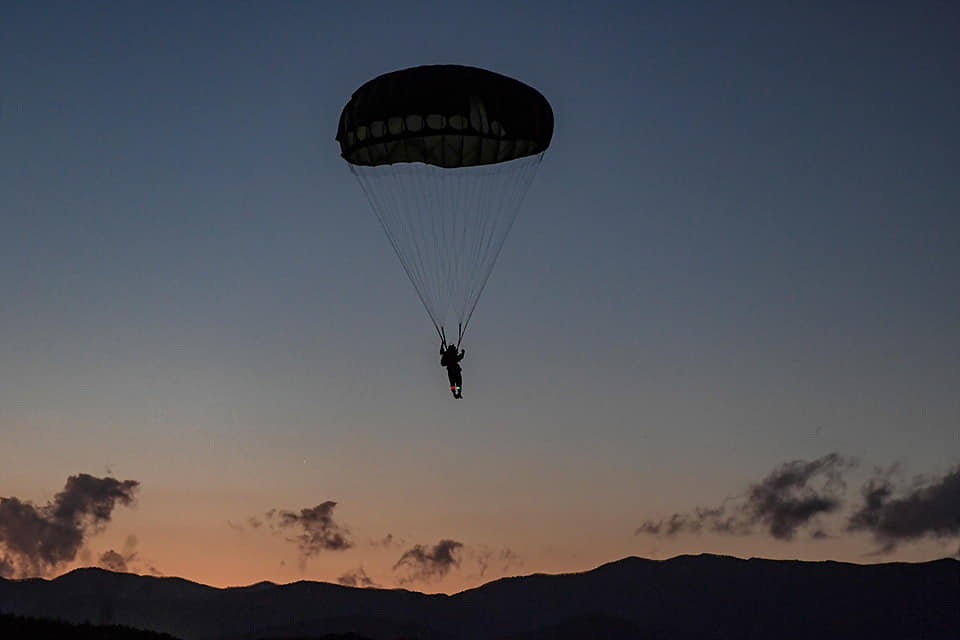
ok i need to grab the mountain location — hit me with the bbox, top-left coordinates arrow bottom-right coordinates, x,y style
1,554 -> 958,639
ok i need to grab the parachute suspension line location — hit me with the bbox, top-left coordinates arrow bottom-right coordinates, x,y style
351,164 -> 443,340
350,154 -> 544,347
360,164 -> 437,316
457,153 -> 544,343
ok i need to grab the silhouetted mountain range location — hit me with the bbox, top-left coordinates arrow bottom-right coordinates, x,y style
1,554 -> 958,639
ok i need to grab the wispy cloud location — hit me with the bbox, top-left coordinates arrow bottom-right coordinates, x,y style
474,546 -> 523,578
265,501 -> 352,567
370,533 -> 396,548
338,567 -> 378,588
0,474 -> 139,578
98,534 -> 139,573
637,454 -> 854,541
393,539 -> 463,584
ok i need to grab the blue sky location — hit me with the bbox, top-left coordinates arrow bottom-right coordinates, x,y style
1,1 -> 958,590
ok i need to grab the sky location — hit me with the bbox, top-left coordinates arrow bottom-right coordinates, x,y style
1,1 -> 959,593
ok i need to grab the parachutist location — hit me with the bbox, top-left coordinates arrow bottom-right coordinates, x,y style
441,343 -> 465,399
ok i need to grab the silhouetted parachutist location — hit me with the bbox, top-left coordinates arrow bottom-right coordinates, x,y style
440,343 -> 464,399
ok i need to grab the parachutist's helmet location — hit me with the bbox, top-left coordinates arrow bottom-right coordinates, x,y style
447,344 -> 457,352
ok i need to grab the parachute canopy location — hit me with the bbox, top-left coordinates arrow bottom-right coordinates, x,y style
337,65 -> 553,344
337,65 -> 553,168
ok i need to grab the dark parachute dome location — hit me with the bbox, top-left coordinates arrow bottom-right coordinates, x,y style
337,65 -> 554,168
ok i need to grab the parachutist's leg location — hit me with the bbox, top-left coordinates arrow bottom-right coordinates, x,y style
448,370 -> 459,398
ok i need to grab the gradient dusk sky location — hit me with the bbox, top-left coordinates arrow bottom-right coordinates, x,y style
2,1 -> 959,592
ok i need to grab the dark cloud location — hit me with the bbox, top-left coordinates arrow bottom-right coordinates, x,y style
393,539 -> 463,584
846,475 -> 895,540
52,474 -> 140,526
98,535 -> 139,573
248,516 -> 263,529
269,501 -> 352,565
0,474 -> 139,578
98,550 -> 129,573
338,567 -> 378,588
847,466 -> 960,553
745,454 -> 851,540
637,454 -> 853,541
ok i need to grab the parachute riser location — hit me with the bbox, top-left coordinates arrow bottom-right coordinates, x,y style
439,323 -> 465,350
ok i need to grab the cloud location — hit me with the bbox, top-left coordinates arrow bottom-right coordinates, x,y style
636,454 -> 853,541
635,506 -> 740,537
474,546 -> 523,578
393,539 -> 463,584
98,550 -> 130,573
475,549 -> 490,578
499,548 -> 522,573
370,533 -> 395,548
847,466 -> 960,553
744,453 -> 851,540
338,567 -> 378,588
98,534 -> 139,573
0,474 -> 139,578
0,555 -> 14,579
267,501 -> 352,566
227,516 -> 265,533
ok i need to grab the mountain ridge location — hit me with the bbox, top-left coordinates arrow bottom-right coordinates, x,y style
1,554 -> 958,639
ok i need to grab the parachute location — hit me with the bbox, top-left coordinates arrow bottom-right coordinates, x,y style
337,65 -> 553,346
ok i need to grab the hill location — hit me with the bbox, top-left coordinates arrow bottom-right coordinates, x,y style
1,554 -> 958,639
